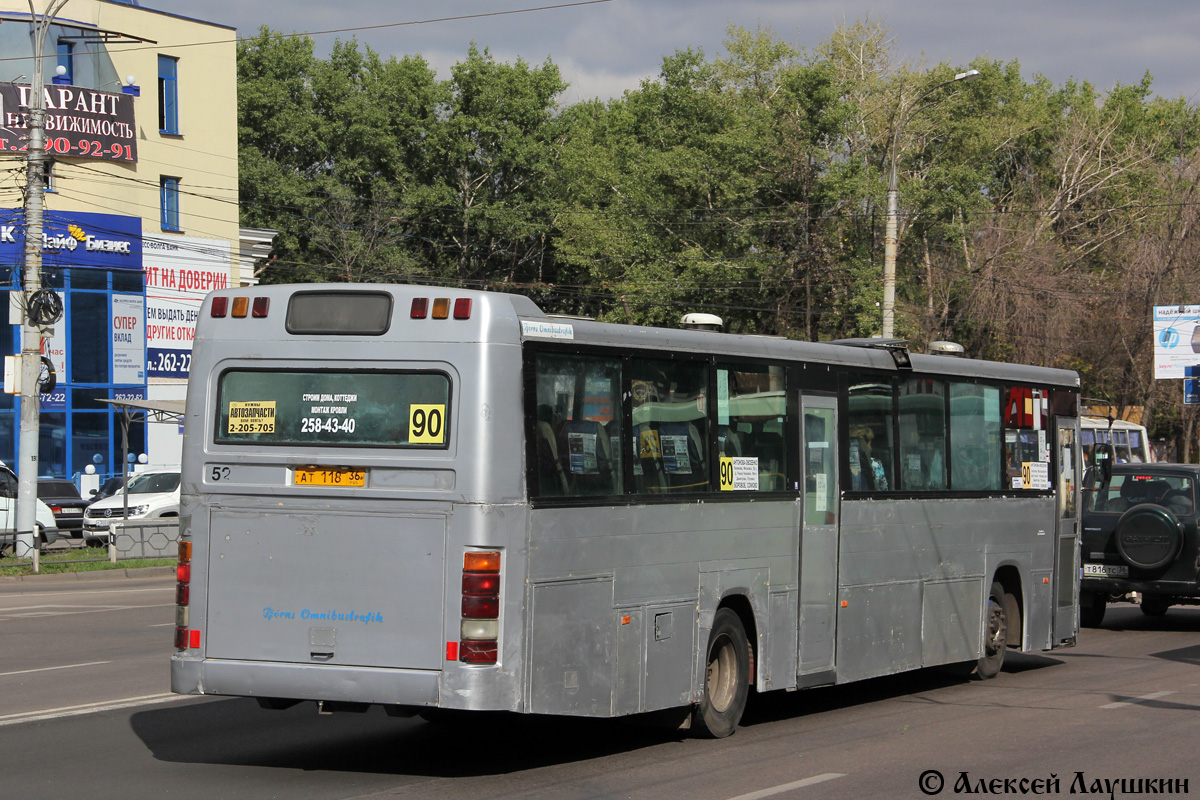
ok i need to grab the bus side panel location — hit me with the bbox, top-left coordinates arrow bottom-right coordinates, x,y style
526,501 -> 798,716
837,496 -> 1054,682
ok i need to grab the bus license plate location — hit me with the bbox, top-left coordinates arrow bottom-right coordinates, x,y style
1083,563 -> 1128,578
294,467 -> 366,487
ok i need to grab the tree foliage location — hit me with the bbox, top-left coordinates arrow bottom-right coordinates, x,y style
237,23 -> 1200,450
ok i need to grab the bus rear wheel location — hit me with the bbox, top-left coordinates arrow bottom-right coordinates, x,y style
694,608 -> 750,738
973,582 -> 1008,680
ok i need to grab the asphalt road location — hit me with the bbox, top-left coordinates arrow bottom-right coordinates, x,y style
2,572 -> 1198,800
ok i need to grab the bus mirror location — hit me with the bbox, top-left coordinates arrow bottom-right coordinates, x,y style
1096,443 -> 1114,483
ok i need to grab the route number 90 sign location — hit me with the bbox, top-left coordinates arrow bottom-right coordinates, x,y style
409,404 -> 446,444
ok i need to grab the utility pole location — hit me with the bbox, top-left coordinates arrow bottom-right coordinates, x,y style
15,1 -> 70,563
881,69 -> 980,340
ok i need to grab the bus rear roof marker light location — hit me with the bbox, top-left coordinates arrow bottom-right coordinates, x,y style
210,297 -> 228,317
231,297 -> 249,318
432,298 -> 450,319
454,298 -> 472,319
252,297 -> 270,318
411,298 -> 428,319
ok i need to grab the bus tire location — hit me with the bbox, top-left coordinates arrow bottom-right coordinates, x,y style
1079,591 -> 1106,628
694,608 -> 750,738
973,582 -> 1008,680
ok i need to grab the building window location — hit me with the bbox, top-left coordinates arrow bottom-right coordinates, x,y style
160,176 -> 180,231
56,40 -> 74,82
158,55 -> 178,134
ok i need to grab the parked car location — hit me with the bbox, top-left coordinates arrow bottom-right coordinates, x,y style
1080,462 -> 1200,626
0,463 -> 60,553
37,478 -> 89,537
88,475 -> 126,502
83,469 -> 180,547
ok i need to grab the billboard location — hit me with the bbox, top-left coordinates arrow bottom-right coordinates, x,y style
1153,305 -> 1200,379
0,210 -> 141,271
0,83 -> 137,162
144,235 -> 231,381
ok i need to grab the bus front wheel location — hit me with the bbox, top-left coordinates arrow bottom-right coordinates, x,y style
973,582 -> 1008,680
694,608 -> 750,738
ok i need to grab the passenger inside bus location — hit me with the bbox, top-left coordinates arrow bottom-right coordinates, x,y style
849,425 -> 888,491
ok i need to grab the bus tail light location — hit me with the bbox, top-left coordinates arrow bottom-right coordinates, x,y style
175,539 -> 197,650
460,550 -> 500,665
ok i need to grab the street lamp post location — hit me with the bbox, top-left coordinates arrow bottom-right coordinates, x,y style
881,69 -> 980,340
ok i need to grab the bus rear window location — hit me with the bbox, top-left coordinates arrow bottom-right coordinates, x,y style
215,370 -> 450,447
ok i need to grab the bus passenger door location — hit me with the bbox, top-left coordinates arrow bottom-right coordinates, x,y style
1053,417 -> 1080,645
798,395 -> 838,681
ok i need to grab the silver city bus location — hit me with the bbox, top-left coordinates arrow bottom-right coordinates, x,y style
171,284 -> 1081,737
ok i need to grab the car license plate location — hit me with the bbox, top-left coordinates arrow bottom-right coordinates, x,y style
294,467 -> 366,487
1083,563 -> 1128,578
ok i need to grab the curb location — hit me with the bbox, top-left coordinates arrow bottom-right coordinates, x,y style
0,565 -> 174,584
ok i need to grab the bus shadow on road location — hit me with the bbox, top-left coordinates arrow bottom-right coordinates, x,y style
130,698 -> 689,776
131,653 -> 1064,775
740,652 -> 1063,728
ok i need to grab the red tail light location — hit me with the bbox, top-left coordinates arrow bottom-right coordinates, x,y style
460,550 -> 500,665
460,641 -> 498,664
175,539 -> 195,650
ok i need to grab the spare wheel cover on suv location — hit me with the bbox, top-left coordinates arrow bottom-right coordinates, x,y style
1114,504 -> 1184,571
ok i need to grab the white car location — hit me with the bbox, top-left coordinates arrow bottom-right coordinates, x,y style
83,469 -> 180,547
0,463 -> 61,552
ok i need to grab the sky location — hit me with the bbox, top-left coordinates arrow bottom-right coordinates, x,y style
139,0 -> 1200,106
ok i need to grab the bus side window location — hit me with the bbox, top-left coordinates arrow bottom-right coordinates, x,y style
532,352 -> 623,498
717,364 -> 786,492
847,376 -> 895,493
632,358 -> 709,493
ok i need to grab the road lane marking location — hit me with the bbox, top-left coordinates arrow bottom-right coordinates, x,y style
0,587 -> 173,599
725,773 -> 847,800
0,661 -> 110,677
0,693 -> 192,727
0,602 -> 175,620
1102,690 -> 1176,709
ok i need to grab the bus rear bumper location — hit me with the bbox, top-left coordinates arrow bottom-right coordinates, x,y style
171,657 -> 440,707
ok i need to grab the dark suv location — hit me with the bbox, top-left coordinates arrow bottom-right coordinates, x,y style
1080,463 -> 1200,626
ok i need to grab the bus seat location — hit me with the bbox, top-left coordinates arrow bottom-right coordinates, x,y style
752,431 -> 785,491
660,421 -> 706,491
718,425 -> 743,457
559,419 -> 617,495
535,405 -> 567,496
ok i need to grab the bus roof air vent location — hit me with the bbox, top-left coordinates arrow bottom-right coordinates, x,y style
928,341 -> 965,357
681,313 -> 723,332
